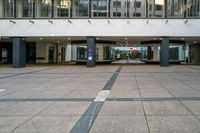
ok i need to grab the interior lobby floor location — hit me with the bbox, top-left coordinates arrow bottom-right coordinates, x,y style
0,64 -> 200,133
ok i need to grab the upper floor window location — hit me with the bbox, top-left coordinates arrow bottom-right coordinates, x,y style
167,0 -> 184,17
0,0 -> 14,18
187,0 -> 200,17
129,0 -> 146,18
92,0 -> 108,17
148,0 -> 164,17
111,0 -> 127,18
113,1 -> 121,8
35,0 -> 52,18
72,0 -> 89,17
54,0 -> 70,17
16,0 -> 33,18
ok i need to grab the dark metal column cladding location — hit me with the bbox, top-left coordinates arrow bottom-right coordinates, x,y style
108,0 -> 110,18
33,0 -> 36,18
14,0 -> 17,18
147,46 -> 152,60
164,0 -> 167,18
87,37 -> 96,68
51,0 -> 54,18
160,37 -> 169,67
12,38 -> 26,68
184,0 -> 187,18
70,0 -> 73,18
146,0 -> 148,18
89,0 -> 92,18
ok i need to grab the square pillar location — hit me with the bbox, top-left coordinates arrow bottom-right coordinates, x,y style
147,46 -> 152,60
160,37 -> 169,67
12,37 -> 26,68
87,37 -> 96,68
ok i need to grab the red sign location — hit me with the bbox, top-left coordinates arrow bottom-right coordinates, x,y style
88,48 -> 93,53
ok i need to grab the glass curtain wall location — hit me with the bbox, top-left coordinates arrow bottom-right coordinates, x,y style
148,0 -> 164,17
54,0 -> 70,17
187,0 -> 200,17
92,0 -> 108,17
129,0 -> 146,17
0,0 -> 14,17
35,0 -> 52,17
72,0 -> 89,17
110,0 -> 127,17
16,0 -> 33,18
167,0 -> 184,17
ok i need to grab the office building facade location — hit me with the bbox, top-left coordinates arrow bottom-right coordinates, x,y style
0,0 -> 200,67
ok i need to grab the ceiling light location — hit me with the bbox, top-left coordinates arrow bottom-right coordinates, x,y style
68,37 -> 71,40
40,37 -> 43,40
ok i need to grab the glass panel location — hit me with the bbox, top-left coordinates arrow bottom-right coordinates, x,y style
129,0 -> 146,17
72,0 -> 89,17
148,0 -> 164,17
167,0 -> 184,17
0,0 -> 14,17
110,0 -> 127,18
35,0 -> 52,18
54,0 -> 70,17
16,0 -> 33,18
92,0 -> 108,17
187,0 -> 200,17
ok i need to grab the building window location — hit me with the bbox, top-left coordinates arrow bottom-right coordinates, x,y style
113,1 -> 121,8
134,1 -> 141,8
113,12 -> 121,17
35,0 -> 52,18
16,0 -> 33,18
0,0 -> 14,18
148,0 -> 164,17
129,0 -> 146,18
167,0 -> 184,17
54,0 -> 70,17
187,0 -> 200,17
92,0 -> 108,17
111,0 -> 126,18
72,0 -> 88,17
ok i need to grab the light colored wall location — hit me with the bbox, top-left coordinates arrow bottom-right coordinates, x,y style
65,43 -> 72,61
0,19 -> 200,37
0,0 -> 3,17
36,42 -> 48,63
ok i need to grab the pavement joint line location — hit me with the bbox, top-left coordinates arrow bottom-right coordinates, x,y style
1,97 -> 200,102
9,101 -> 56,133
70,66 -> 122,133
152,73 -> 200,123
0,67 -> 55,79
134,73 -> 151,133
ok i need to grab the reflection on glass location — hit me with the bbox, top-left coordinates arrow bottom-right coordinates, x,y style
16,0 -> 33,18
110,0 -> 127,18
129,0 -> 146,17
35,0 -> 52,17
72,0 -> 88,17
167,0 -> 184,17
0,0 -> 14,17
148,0 -> 164,17
187,0 -> 200,17
92,0 -> 108,17
71,43 -> 112,61
54,0 -> 70,17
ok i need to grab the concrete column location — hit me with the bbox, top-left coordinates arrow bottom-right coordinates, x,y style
98,45 -> 104,61
87,37 -> 96,68
153,45 -> 159,61
65,43 -> 72,62
147,46 -> 152,60
12,37 -> 26,68
160,37 -> 169,67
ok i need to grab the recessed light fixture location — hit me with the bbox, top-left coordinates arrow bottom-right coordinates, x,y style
125,38 -> 128,40
181,38 -> 185,40
160,37 -> 163,40
68,37 -> 71,40
40,37 -> 43,40
57,41 -> 60,43
193,41 -> 197,43
153,38 -> 156,40
96,38 -> 100,40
